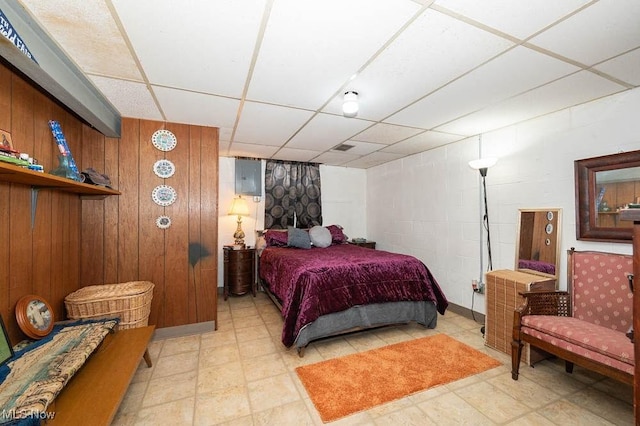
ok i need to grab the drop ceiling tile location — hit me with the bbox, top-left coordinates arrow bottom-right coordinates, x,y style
20,0 -> 142,81
351,123 -> 424,145
438,71 -> 627,135
335,141 -> 385,156
382,131 -> 463,155
226,142 -> 278,159
528,0 -> 640,66
247,0 -> 420,109
312,151 -> 361,166
234,102 -> 314,146
153,86 -> 240,128
113,0 -> 266,97
219,128 -> 233,143
434,0 -> 591,40
286,114 -> 373,151
343,152 -> 404,169
271,148 -> 322,163
91,76 -> 163,121
321,9 -> 515,120
385,46 -> 580,130
594,49 -> 640,86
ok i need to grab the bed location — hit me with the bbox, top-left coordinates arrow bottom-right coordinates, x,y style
258,233 -> 448,355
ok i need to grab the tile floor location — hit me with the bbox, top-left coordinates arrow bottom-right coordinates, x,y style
113,291 -> 634,425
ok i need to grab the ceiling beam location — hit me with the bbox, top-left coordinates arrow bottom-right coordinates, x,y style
0,1 -> 121,137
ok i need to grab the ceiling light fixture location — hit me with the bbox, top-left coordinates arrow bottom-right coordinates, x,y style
343,91 -> 359,118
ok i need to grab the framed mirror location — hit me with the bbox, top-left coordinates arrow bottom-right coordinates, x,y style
575,150 -> 640,242
515,208 -> 562,280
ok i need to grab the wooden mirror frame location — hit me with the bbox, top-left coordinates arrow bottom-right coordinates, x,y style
575,150 -> 640,243
515,208 -> 562,281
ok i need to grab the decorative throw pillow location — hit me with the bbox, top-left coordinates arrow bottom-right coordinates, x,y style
265,229 -> 288,247
255,236 -> 267,254
288,226 -> 311,249
309,226 -> 332,248
326,224 -> 347,244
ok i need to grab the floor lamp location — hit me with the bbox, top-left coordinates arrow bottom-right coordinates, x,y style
469,157 -> 497,335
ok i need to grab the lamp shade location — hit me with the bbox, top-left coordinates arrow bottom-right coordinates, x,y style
228,196 -> 249,216
343,91 -> 359,118
468,157 -> 498,170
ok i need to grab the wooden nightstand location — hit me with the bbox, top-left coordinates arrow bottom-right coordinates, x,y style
349,240 -> 376,249
223,247 -> 256,300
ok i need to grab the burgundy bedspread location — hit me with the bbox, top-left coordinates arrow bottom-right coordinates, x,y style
259,244 -> 448,347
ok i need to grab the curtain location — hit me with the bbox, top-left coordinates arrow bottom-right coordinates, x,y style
264,160 -> 322,229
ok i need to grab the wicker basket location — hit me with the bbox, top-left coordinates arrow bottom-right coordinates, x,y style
64,281 -> 154,329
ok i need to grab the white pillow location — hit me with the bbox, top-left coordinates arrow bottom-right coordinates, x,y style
309,226 -> 332,248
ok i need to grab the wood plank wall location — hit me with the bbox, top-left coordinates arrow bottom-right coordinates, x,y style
0,61 -> 218,344
80,118 -> 219,330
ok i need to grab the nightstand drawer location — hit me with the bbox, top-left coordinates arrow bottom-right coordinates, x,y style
228,261 -> 253,274
228,274 -> 252,295
230,250 -> 255,261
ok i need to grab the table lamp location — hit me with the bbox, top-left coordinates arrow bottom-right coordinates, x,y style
228,196 -> 249,247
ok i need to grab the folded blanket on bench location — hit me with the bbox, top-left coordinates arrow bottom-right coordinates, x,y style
0,319 -> 118,424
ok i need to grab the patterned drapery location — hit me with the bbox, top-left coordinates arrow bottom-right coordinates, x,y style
264,160 -> 322,229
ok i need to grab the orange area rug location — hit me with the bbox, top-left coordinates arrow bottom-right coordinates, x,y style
295,333 -> 501,422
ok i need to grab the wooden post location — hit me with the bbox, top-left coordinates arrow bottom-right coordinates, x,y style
620,209 -> 640,423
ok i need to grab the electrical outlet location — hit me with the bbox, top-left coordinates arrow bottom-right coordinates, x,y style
475,282 -> 485,294
471,279 -> 478,291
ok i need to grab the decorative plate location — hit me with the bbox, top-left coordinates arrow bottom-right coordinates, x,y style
545,223 -> 554,234
546,211 -> 554,221
15,295 -> 54,339
153,159 -> 175,178
152,185 -> 177,207
151,129 -> 177,152
156,215 -> 172,229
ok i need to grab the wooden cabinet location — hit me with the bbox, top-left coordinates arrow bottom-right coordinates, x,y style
619,209 -> 640,423
349,240 -> 376,249
485,269 -> 556,365
223,247 -> 256,300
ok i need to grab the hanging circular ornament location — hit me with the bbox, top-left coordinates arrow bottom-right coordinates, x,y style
151,129 -> 177,152
153,159 -> 176,178
156,215 -> 172,229
152,185 -> 177,206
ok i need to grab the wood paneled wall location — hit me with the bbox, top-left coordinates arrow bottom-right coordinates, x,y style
0,61 -> 218,344
80,118 -> 219,329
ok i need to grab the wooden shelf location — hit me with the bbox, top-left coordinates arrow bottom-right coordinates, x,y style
0,160 -> 119,196
620,209 -> 640,222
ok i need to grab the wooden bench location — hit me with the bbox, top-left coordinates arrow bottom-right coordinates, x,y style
48,325 -> 154,425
